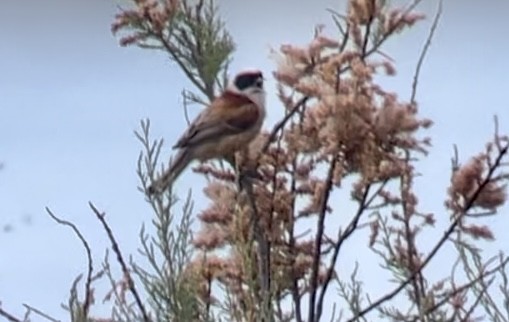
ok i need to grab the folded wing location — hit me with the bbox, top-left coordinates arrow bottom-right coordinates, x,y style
173,92 -> 260,149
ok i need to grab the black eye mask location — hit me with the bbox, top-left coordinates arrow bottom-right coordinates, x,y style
234,73 -> 263,90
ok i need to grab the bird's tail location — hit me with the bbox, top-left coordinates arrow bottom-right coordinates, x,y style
147,149 -> 192,195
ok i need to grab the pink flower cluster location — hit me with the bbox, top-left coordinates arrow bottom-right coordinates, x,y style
111,0 -> 179,46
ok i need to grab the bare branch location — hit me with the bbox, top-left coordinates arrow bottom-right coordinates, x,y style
46,207 -> 94,317
22,304 -> 60,322
89,202 -> 152,322
240,176 -> 272,319
315,182 -> 376,320
410,0 -> 442,104
260,96 -> 309,155
411,256 -> 509,320
308,157 -> 337,322
347,142 -> 509,322
461,279 -> 491,322
360,0 -> 376,61
0,306 -> 22,322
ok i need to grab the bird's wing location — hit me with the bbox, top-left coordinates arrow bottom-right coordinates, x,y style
173,92 -> 260,149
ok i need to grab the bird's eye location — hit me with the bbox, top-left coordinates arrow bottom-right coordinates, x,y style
255,78 -> 263,88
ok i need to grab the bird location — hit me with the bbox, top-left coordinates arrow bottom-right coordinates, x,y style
147,69 -> 266,195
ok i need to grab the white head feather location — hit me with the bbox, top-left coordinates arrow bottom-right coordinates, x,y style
227,69 -> 266,110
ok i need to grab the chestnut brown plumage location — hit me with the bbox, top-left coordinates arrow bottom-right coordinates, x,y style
148,70 -> 266,195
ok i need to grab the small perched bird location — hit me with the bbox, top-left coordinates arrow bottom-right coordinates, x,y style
147,69 -> 266,195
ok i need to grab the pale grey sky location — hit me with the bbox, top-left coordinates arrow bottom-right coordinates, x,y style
1,0 -> 508,320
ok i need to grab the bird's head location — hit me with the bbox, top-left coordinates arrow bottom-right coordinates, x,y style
228,69 -> 266,108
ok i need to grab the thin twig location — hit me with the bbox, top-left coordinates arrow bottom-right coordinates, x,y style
288,153 -> 303,322
346,143 -> 509,322
260,96 -> 309,155
155,32 -> 209,98
456,244 -> 507,321
308,157 -> 337,322
89,202 -> 152,322
21,304 -> 60,322
240,176 -> 272,320
315,182 -> 377,321
46,207 -> 94,317
410,0 -> 442,104
0,307 -> 22,322
360,0 -> 376,61
411,256 -> 509,320
399,157 -> 427,320
461,279 -> 491,322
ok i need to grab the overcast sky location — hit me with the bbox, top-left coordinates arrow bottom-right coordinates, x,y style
1,0 -> 509,320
